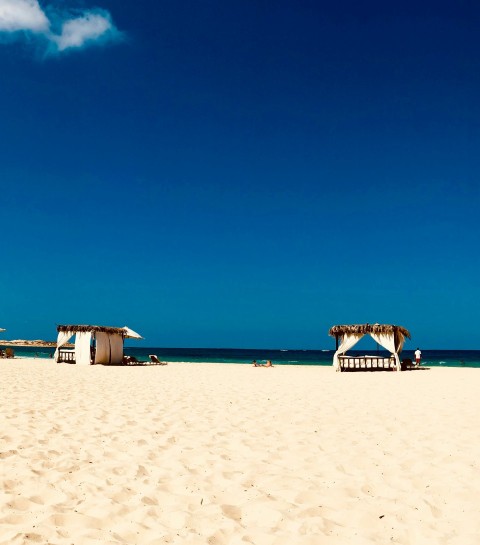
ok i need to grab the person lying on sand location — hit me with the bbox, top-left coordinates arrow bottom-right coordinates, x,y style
252,360 -> 274,367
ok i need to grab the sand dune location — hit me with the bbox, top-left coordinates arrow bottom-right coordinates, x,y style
1,359 -> 480,544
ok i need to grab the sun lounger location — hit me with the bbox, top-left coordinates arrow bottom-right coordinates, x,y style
149,354 -> 167,365
401,358 -> 415,370
123,355 -> 140,364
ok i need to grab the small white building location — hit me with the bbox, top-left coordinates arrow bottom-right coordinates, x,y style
54,324 -> 142,365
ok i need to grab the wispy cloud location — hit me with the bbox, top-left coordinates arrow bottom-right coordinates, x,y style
0,0 -> 122,54
52,11 -> 113,51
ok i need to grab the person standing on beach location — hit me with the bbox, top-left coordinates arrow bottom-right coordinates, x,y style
415,348 -> 422,366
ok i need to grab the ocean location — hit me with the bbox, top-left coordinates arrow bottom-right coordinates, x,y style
3,346 -> 480,368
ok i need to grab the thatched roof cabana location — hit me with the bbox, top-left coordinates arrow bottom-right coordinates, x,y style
55,324 -> 142,365
57,324 -> 130,336
329,324 -> 410,339
328,323 -> 410,372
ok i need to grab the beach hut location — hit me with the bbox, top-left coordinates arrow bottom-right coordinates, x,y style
54,324 -> 143,365
329,323 -> 410,372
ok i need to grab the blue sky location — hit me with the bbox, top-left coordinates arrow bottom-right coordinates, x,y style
0,0 -> 478,348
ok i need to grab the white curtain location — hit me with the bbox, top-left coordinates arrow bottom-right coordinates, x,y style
371,332 -> 403,371
95,331 -> 110,364
109,334 -> 124,364
395,332 -> 405,355
333,334 -> 364,371
54,331 -> 73,362
75,331 -> 92,365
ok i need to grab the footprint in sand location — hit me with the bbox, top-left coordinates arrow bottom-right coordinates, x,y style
221,504 -> 242,521
424,500 -> 442,519
21,533 -> 43,543
7,497 -> 34,511
0,449 -> 18,458
141,496 -> 158,505
135,465 -> 149,478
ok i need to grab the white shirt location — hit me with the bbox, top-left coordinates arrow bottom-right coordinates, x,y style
415,350 -> 421,359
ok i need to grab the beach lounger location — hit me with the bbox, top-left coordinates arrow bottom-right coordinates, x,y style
401,358 -> 415,370
149,354 -> 167,365
123,355 -> 140,364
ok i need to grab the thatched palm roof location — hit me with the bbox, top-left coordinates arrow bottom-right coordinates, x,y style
57,324 -> 127,336
328,323 -> 411,339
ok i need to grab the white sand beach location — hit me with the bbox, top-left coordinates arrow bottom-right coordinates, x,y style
1,359 -> 480,545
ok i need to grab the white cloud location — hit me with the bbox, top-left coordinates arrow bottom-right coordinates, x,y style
0,0 -> 122,54
0,0 -> 49,32
52,11 -> 115,51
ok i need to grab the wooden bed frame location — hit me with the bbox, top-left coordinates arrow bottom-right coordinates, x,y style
338,355 -> 396,371
57,348 -> 76,363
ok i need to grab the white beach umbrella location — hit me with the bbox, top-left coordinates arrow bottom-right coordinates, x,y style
122,326 -> 143,339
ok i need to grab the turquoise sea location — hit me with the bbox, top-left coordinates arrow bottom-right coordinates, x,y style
3,346 -> 480,368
